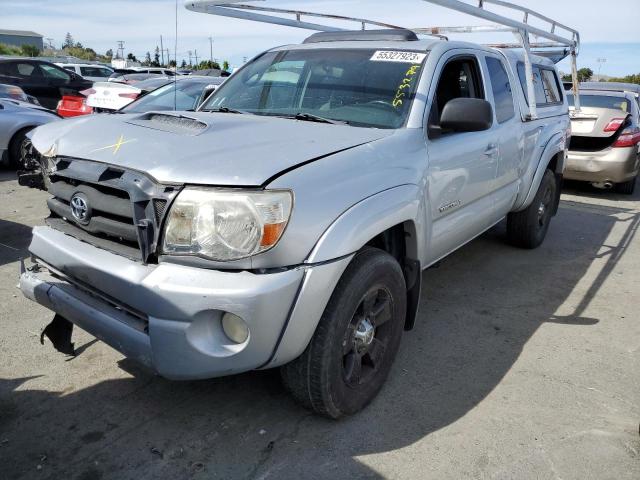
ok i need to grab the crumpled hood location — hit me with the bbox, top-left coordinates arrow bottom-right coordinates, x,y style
29,111 -> 391,185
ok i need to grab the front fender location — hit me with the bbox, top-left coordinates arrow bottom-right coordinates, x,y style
514,131 -> 566,211
305,184 -> 422,264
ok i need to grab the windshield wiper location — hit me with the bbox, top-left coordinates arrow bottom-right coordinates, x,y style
292,112 -> 347,125
201,106 -> 252,115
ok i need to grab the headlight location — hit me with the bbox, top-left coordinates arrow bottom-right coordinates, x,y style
162,188 -> 292,261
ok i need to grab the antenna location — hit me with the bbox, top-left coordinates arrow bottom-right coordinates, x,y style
174,0 -> 178,110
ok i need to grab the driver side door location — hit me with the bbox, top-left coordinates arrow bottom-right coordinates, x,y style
425,51 -> 500,265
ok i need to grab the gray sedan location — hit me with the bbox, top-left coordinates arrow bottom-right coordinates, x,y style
0,98 -> 60,168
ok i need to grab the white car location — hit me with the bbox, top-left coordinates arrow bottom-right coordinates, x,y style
84,81 -> 144,111
56,63 -> 114,83
129,67 -> 176,76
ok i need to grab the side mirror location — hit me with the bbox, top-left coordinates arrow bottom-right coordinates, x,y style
440,98 -> 493,133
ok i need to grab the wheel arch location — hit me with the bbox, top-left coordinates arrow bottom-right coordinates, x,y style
306,184 -> 423,331
514,132 -> 566,212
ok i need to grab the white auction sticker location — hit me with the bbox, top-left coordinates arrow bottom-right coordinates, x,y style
370,51 -> 427,63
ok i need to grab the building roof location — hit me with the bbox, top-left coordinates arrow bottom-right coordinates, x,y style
0,29 -> 43,38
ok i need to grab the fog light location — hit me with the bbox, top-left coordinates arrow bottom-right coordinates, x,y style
221,312 -> 249,344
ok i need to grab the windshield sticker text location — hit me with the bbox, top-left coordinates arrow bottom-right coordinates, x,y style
393,65 -> 421,108
370,51 -> 427,63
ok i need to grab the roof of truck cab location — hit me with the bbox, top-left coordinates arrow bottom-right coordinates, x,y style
268,39 -> 557,67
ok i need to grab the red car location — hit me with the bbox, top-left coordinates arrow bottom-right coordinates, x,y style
56,94 -> 93,117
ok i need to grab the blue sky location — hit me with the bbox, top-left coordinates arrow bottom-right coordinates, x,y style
3,0 -> 639,75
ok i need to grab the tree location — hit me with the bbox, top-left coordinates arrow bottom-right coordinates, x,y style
168,59 -> 176,68
105,48 -> 113,59
144,51 -> 152,66
63,32 -> 74,49
608,73 -> 640,85
153,46 -> 161,67
127,52 -> 138,62
20,44 -> 40,57
180,59 -> 187,69
561,67 -> 594,83
223,60 -> 230,71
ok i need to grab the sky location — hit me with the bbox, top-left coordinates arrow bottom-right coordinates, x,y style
2,0 -> 639,75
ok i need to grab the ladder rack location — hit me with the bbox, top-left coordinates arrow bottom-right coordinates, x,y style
185,0 -> 582,117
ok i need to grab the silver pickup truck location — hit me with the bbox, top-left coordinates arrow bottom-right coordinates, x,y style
20,27 -> 571,417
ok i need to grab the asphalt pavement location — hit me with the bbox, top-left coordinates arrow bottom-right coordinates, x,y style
0,169 -> 638,480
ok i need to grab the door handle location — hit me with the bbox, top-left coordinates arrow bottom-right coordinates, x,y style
484,144 -> 499,157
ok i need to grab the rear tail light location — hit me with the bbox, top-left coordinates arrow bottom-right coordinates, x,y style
80,88 -> 96,96
613,127 -> 640,148
118,92 -> 139,99
603,118 -> 626,132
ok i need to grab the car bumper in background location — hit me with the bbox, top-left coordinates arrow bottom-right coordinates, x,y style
565,145 -> 640,183
19,226 -> 351,379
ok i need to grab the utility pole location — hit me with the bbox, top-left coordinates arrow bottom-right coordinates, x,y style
188,50 -> 193,66
116,41 -> 125,59
160,35 -> 165,66
596,57 -> 607,81
194,49 -> 199,66
45,37 -> 54,50
208,36 -> 213,64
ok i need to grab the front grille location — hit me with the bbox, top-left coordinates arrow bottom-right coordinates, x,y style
45,157 -> 180,263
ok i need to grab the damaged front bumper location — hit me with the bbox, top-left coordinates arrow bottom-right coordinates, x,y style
19,226 -> 314,379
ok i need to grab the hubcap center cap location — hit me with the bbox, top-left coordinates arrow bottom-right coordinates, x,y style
538,202 -> 546,218
354,318 -> 375,348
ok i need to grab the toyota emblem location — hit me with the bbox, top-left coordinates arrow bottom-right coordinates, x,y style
70,193 -> 91,225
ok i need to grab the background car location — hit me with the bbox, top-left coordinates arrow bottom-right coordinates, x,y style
56,63 -> 114,82
0,83 -> 41,104
120,76 -> 224,113
82,76 -> 174,113
0,59 -> 92,109
0,98 -> 59,168
107,72 -> 169,84
566,89 -> 640,193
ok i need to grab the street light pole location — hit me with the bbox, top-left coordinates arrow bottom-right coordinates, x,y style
208,36 -> 213,64
596,58 -> 607,81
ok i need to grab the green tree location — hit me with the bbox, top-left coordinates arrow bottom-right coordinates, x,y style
152,46 -> 161,67
127,52 -> 138,62
144,51 -> 152,66
20,44 -> 39,57
608,73 -> 640,85
180,59 -> 187,69
168,59 -> 176,68
63,32 -> 74,48
105,48 -> 113,59
223,60 -> 230,71
561,68 -> 594,83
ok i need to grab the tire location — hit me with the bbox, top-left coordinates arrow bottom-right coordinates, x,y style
616,176 -> 636,195
507,169 -> 557,249
8,128 -> 32,169
281,247 -> 407,418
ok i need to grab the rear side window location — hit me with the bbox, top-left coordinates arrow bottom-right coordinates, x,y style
486,57 -> 514,123
517,63 -> 563,106
80,66 -> 112,78
17,63 -> 37,77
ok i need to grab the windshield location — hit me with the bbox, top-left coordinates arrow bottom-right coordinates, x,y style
568,94 -> 631,112
122,81 -> 208,113
201,48 -> 427,128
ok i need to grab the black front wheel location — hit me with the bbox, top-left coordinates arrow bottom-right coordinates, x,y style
281,247 -> 407,418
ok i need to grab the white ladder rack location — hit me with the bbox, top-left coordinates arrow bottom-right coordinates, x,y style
184,0 -> 582,117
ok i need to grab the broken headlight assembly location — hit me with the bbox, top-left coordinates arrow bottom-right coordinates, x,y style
161,188 -> 293,261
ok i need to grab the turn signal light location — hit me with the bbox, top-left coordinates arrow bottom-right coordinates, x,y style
118,92 -> 139,99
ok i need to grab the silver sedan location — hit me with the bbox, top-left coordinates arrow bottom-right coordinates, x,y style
0,97 -> 60,168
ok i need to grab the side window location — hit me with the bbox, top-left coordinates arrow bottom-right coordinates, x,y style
39,64 -> 70,82
541,69 -> 561,103
486,57 -> 515,123
16,63 -> 38,77
517,63 -> 562,106
430,56 -> 484,131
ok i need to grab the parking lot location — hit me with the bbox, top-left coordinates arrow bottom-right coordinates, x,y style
0,169 -> 637,480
